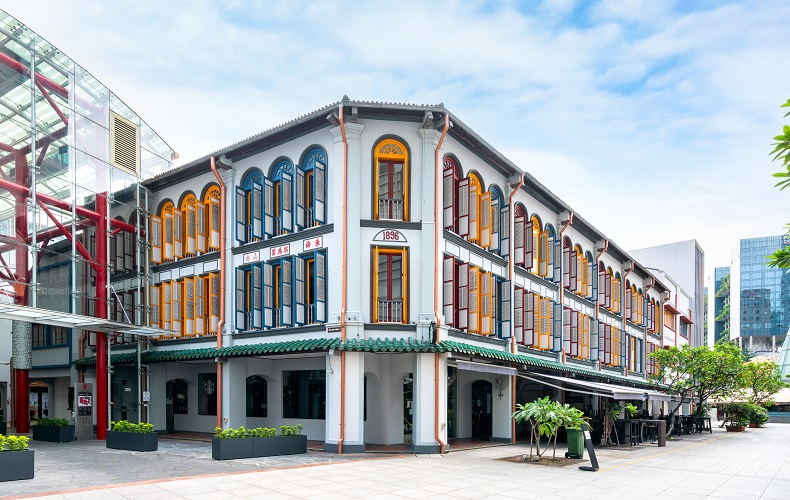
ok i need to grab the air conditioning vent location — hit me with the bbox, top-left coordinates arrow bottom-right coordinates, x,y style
110,112 -> 140,177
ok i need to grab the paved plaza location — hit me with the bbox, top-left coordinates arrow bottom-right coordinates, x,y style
3,424 -> 790,499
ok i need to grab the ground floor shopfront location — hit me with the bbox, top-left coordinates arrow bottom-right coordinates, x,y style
71,335 -> 683,452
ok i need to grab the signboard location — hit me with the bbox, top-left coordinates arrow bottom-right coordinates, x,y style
74,383 -> 93,441
243,250 -> 261,264
303,236 -> 323,252
373,229 -> 407,243
142,391 -> 151,402
78,395 -> 92,407
269,244 -> 291,259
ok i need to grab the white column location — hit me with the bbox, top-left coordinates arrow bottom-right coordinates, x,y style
491,375 -> 513,442
223,358 -> 246,429
324,351 -> 366,452
413,352 -> 446,453
416,129 -> 442,339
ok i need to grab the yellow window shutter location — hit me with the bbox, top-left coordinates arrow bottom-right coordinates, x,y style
480,192 -> 491,248
402,247 -> 409,324
538,231 -> 549,276
372,246 -> 380,323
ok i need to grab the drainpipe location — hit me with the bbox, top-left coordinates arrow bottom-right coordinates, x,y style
433,113 -> 450,454
338,103 -> 348,455
507,173 -> 523,445
558,212 -> 573,358
210,156 -> 226,430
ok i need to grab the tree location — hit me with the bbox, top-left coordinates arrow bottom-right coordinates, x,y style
736,361 -> 788,406
768,98 -> 790,269
649,341 -> 745,434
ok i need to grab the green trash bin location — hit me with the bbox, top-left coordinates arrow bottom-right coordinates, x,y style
565,428 -> 585,459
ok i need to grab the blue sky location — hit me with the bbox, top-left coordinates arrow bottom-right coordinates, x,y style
5,0 -> 790,278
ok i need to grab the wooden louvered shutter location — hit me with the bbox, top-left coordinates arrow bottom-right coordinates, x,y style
625,286 -> 632,319
263,261 -> 273,327
185,202 -> 196,255
469,183 -> 479,242
458,262 -> 469,330
539,298 -> 551,350
499,279 -> 511,339
315,251 -> 326,323
162,282 -> 171,331
553,237 -> 562,282
171,281 -> 182,335
296,167 -> 306,230
235,268 -> 246,331
612,278 -> 620,312
113,230 -> 124,273
538,231 -> 548,276
598,266 -> 606,306
236,186 -> 248,244
481,272 -> 492,335
174,209 -> 184,258
443,166 -> 455,230
514,214 -> 526,266
500,204 -> 510,258
590,318 -> 599,361
571,311 -> 579,357
525,219 -> 534,270
514,287 -> 524,344
150,285 -> 160,328
280,258 -> 293,326
209,273 -> 220,332
563,243 -> 571,289
562,306 -> 571,353
281,171 -> 293,233
252,264 -> 263,329
457,178 -> 470,237
197,201 -> 207,253
468,266 -> 479,333
524,290 -> 534,346
295,255 -> 306,325
252,182 -> 263,240
163,210 -> 174,260
263,177 -> 275,238
490,198 -> 500,253
314,160 -> 326,224
195,276 -> 206,335
443,255 -> 455,326
209,195 -> 220,250
184,278 -> 195,336
480,192 -> 491,248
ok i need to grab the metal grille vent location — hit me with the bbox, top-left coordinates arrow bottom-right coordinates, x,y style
110,112 -> 140,176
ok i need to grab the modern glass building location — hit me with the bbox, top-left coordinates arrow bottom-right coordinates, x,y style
726,235 -> 790,353
712,266 -> 730,344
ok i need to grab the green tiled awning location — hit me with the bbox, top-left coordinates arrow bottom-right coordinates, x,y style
71,337 -> 653,387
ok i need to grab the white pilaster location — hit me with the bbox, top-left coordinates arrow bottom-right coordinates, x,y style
413,352 -> 446,453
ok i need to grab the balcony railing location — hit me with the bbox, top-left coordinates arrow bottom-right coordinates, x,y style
377,299 -> 403,323
378,198 -> 404,220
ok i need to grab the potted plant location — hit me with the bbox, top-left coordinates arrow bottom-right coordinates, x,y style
512,396 -> 567,461
0,435 -> 33,482
721,403 -> 750,432
213,426 -> 254,460
561,405 -> 589,460
280,424 -> 307,455
32,417 -> 75,443
747,404 -> 768,428
106,420 -> 158,452
250,426 -> 281,457
624,403 -> 639,419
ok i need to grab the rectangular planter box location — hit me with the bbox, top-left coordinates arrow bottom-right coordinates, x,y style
32,425 -> 74,443
253,436 -> 282,457
106,430 -> 158,452
0,450 -> 34,482
280,435 -> 308,455
212,437 -> 253,460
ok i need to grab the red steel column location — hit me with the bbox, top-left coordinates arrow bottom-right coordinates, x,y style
95,192 -> 108,439
13,153 -> 30,433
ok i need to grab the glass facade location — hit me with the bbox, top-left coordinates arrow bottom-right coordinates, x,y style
0,9 -> 175,328
739,236 -> 790,340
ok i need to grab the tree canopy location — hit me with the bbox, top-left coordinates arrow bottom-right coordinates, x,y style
736,361 -> 788,406
768,98 -> 790,269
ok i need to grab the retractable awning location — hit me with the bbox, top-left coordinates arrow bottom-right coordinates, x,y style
522,372 -> 677,402
456,360 -> 517,376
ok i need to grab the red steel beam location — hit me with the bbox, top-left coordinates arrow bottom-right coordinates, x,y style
0,126 -> 67,169
95,192 -> 109,440
13,150 -> 29,434
0,51 -> 69,101
36,200 -> 100,274
35,80 -> 68,126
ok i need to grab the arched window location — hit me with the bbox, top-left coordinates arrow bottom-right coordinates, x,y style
297,148 -> 327,229
612,271 -> 622,313
467,174 -> 482,243
585,251 -> 596,301
237,169 -> 265,244
487,186 -> 505,255
180,194 -> 198,256
546,225 -> 560,282
598,262 -> 611,308
271,159 -> 294,236
532,215 -> 544,275
204,186 -> 221,251
442,156 -> 460,232
513,204 -> 527,268
153,201 -> 175,263
246,375 -> 268,417
374,139 -> 408,221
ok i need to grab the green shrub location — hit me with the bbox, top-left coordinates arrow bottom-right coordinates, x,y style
280,424 -> 303,436
111,420 -> 155,433
3,435 -> 30,451
748,404 -> 769,427
37,417 -> 70,427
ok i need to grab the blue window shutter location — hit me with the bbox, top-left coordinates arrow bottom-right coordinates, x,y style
499,279 -> 511,339
252,264 -> 262,329
562,306 -> 571,353
281,257 -> 293,326
235,267 -> 246,330
490,199 -> 500,254
620,331 -> 627,367
590,319 -> 599,361
296,167 -> 306,230
263,177 -> 274,238
500,204 -> 510,258
281,171 -> 293,233
295,255 -> 306,325
252,182 -> 263,240
315,250 -> 326,323
551,300 -> 562,352
235,186 -> 248,244
263,261 -> 273,328
591,261 -> 598,302
314,160 -> 326,224
552,237 -> 562,282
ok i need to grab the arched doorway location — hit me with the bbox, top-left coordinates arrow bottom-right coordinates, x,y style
29,381 -> 49,420
471,380 -> 492,439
